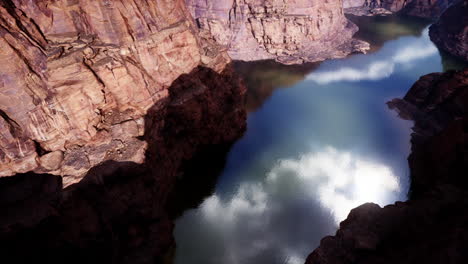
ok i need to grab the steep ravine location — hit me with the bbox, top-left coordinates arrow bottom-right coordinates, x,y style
0,0 -> 373,184
1,1 -> 467,264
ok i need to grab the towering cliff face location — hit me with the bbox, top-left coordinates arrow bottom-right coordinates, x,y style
185,0 -> 370,64
0,1 -> 248,262
344,0 -> 456,17
0,65 -> 247,264
306,69 -> 468,264
430,0 -> 468,61
0,0 -> 234,186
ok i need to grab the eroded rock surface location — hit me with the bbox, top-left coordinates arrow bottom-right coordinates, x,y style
307,69 -> 468,264
185,0 -> 370,64
0,0 -> 231,185
430,0 -> 468,61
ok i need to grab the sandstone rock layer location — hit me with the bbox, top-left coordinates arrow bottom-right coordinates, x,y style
186,0 -> 370,64
0,0 -> 231,185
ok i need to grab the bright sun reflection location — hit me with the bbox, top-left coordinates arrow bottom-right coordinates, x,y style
196,146 -> 402,264
268,146 -> 400,223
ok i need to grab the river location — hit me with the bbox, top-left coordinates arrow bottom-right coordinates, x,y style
173,15 -> 467,264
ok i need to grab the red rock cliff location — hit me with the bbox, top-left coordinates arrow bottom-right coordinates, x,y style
0,0 -> 232,186
185,0 -> 370,64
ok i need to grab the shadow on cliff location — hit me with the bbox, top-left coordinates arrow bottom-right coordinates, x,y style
0,65 -> 247,264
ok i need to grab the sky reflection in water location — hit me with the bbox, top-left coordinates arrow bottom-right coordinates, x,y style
306,28 -> 437,84
175,17 -> 452,264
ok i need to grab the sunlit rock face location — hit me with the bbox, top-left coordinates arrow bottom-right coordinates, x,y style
430,0 -> 468,62
306,69 -> 468,264
343,0 -> 456,17
185,0 -> 370,64
0,0 -> 231,185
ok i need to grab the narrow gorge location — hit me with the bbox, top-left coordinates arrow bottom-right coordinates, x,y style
0,0 -> 467,264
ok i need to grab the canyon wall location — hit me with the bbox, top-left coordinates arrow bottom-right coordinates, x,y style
0,1 -> 248,262
344,0 -> 456,17
185,0 -> 370,64
0,65 -> 247,264
306,69 -> 468,264
430,0 -> 468,61
0,0 -> 233,186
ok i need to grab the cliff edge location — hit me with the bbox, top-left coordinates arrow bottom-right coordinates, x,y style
185,0 -> 370,64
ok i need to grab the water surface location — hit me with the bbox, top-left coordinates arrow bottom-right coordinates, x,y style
174,15 -> 465,264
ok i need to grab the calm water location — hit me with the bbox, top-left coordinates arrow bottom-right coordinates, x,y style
174,16 -> 466,264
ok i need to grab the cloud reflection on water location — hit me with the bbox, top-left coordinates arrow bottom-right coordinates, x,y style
306,28 -> 438,84
175,19 -> 441,264
185,147 -> 400,264
268,146 -> 400,223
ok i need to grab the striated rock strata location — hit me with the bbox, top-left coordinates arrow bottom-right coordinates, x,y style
0,1 -> 249,262
185,0 -> 370,64
0,0 -> 234,186
429,0 -> 468,61
306,69 -> 468,264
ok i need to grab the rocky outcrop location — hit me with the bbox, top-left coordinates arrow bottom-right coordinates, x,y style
0,64 -> 247,264
344,0 -> 456,18
430,0 -> 468,61
185,0 -> 370,64
306,188 -> 468,264
306,69 -> 468,264
388,69 -> 468,197
0,0 -> 233,186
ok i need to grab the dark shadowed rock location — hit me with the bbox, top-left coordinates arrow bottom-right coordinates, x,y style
0,65 -> 247,264
430,0 -> 468,61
